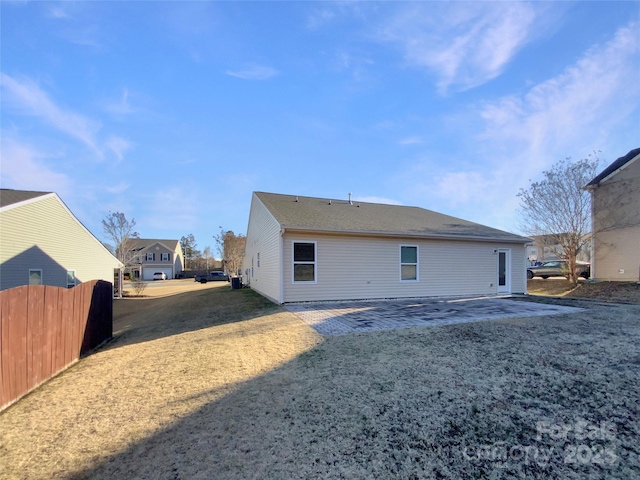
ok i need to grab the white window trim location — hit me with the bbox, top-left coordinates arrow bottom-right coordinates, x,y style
292,240 -> 317,284
146,252 -> 154,261
399,245 -> 419,282
161,253 -> 170,261
29,269 -> 43,285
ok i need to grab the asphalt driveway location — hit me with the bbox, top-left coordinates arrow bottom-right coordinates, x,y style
286,296 -> 582,335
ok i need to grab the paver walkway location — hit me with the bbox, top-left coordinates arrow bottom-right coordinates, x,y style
285,296 -> 582,335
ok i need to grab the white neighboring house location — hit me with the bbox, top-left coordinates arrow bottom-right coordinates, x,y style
585,147 -> 640,281
0,189 -> 123,292
242,192 -> 531,304
124,239 -> 184,280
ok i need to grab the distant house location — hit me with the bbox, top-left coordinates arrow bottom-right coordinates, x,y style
242,192 -> 531,304
526,233 -> 591,265
0,189 -> 122,291
585,147 -> 640,281
124,239 -> 184,280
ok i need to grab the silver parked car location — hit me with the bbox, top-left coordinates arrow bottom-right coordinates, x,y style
527,261 -> 590,280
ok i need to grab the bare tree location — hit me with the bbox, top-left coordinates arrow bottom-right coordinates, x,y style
203,246 -> 212,271
102,212 -> 139,266
214,228 -> 246,277
518,155 -> 599,284
129,278 -> 147,297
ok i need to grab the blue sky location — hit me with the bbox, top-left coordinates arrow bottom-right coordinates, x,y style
1,1 -> 639,253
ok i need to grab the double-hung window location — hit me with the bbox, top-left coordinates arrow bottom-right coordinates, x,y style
293,242 -> 316,283
161,253 -> 170,262
146,252 -> 155,261
400,245 -> 418,282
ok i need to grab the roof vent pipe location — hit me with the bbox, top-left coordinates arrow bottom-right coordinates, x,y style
348,192 -> 353,205
295,196 -> 299,202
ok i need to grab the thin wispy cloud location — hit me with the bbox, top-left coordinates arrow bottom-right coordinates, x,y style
105,135 -> 133,163
0,73 -> 101,153
402,22 -> 639,232
48,6 -> 71,20
143,188 -> 199,231
398,136 -> 423,146
334,50 -> 375,84
1,73 -> 136,163
226,65 -> 278,80
105,182 -> 131,195
376,2 -> 539,94
355,196 -> 402,206
0,138 -> 72,196
478,21 -> 640,171
103,88 -> 135,116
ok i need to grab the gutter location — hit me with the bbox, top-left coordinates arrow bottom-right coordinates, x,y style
279,226 -> 531,244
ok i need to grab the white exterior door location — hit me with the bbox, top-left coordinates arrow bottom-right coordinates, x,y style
497,249 -> 511,294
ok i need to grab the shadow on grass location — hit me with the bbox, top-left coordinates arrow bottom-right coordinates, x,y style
68,303 -> 640,480
109,286 -> 281,350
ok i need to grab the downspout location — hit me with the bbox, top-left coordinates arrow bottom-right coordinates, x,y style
279,227 -> 285,304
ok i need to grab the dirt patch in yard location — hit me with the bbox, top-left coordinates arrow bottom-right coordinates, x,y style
1,286 -> 639,479
529,279 -> 640,304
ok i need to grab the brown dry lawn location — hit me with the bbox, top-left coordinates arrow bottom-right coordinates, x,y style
1,281 -> 639,479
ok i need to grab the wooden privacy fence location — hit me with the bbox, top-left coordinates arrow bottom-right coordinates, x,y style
0,280 -> 113,411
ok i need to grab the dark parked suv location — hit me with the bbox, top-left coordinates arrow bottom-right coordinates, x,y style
527,261 -> 590,279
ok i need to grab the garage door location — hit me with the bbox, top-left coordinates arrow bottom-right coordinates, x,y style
143,267 -> 173,280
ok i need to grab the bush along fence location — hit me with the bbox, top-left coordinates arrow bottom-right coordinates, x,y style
0,280 -> 113,411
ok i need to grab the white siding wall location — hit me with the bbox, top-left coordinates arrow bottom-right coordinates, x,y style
0,196 -> 121,290
283,232 -> 526,303
243,194 -> 283,303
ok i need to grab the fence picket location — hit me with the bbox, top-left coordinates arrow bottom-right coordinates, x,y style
0,281 -> 112,411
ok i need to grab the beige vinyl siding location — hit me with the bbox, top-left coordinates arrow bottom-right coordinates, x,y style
243,194 -> 283,303
0,196 -> 121,291
593,226 -> 640,281
282,232 -> 526,302
591,156 -> 640,281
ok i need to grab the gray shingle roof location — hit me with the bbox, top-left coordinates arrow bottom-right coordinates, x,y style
586,147 -> 640,187
127,239 -> 181,252
0,189 -> 51,209
256,192 -> 529,243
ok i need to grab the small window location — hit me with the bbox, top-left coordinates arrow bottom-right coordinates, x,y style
29,269 -> 42,285
161,253 -> 170,261
400,246 -> 418,282
293,242 -> 316,283
67,270 -> 76,288
146,252 -> 155,261
257,253 -> 260,268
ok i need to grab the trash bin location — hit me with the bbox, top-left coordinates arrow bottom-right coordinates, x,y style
231,276 -> 241,289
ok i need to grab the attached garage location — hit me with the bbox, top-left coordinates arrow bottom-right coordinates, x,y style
143,267 -> 172,280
